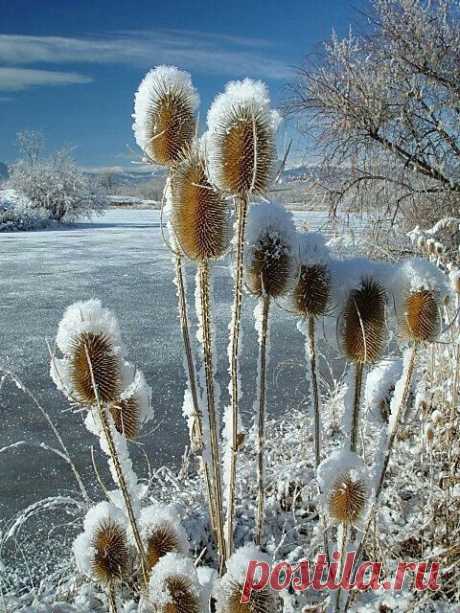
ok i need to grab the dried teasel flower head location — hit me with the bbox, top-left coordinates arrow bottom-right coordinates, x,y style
110,370 -> 153,440
215,545 -> 277,613
341,277 -> 386,364
51,299 -> 125,406
244,201 -> 297,298
133,66 -> 199,166
317,450 -> 369,526
73,502 -> 129,586
293,231 -> 330,318
143,553 -> 202,613
169,144 -> 230,261
395,259 -> 448,343
206,79 -> 279,195
138,503 -> 189,572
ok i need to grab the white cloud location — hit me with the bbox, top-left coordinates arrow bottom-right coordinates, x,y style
0,67 -> 93,91
0,31 -> 293,80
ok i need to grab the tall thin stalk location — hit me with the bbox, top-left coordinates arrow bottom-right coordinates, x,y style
350,363 -> 364,453
84,346 -> 148,586
226,194 -> 249,558
343,343 -> 418,612
255,294 -> 270,545
174,252 -> 217,535
108,582 -> 118,613
199,260 -> 227,571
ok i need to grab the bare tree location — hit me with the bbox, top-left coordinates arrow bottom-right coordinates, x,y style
290,0 -> 460,232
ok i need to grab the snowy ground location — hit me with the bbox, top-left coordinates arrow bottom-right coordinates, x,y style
0,207 -> 338,520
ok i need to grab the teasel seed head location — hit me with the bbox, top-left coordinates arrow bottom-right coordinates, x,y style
402,289 -> 441,342
341,277 -> 386,364
206,79 -> 278,195
145,521 -> 184,572
216,545 -> 276,613
294,263 -> 330,317
145,553 -> 201,613
139,505 -> 189,573
109,396 -> 139,440
328,471 -> 368,525
245,201 -> 296,298
91,519 -> 130,585
169,145 -> 229,261
133,66 -> 199,166
70,332 -> 121,405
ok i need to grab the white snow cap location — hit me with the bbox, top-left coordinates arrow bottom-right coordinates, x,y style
55,299 -> 122,355
246,200 -> 297,262
73,501 -> 127,579
146,552 -> 202,609
393,257 -> 450,298
317,449 -> 370,501
137,501 -> 189,555
224,544 -> 272,586
133,65 -> 199,156
120,369 -> 154,426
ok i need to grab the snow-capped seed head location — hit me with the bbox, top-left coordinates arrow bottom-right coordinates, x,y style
435,242 -> 444,255
245,201 -> 297,298
206,79 -> 278,195
328,472 -> 368,525
294,263 -> 330,317
110,370 -> 153,439
401,290 -> 440,342
70,332 -> 121,405
426,239 -> 436,254
215,545 -> 276,613
73,502 -> 129,586
144,553 -> 201,613
133,66 -> 199,166
424,423 -> 435,448
341,277 -> 386,364
138,504 -> 189,573
417,236 -> 426,249
169,145 -> 230,261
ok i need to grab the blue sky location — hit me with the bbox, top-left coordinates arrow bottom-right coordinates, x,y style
0,0 -> 366,170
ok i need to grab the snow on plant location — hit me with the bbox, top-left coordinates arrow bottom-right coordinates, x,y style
244,200 -> 297,545
141,552 -> 202,613
73,502 -> 130,613
206,77 -> 279,558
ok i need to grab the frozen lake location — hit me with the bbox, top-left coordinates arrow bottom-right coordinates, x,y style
0,208 -> 337,520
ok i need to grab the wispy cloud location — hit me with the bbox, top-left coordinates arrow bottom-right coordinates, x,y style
0,67 -> 92,91
0,30 -> 292,80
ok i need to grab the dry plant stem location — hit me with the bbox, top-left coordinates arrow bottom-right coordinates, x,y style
307,317 -> 330,562
174,253 -> 217,534
108,582 -> 118,613
343,343 -> 418,612
84,346 -> 149,587
226,194 -> 249,559
335,523 -> 349,613
199,260 -> 226,571
350,363 -> 364,453
255,294 -> 270,546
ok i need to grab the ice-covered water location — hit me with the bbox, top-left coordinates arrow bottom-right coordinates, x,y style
0,208 -> 335,519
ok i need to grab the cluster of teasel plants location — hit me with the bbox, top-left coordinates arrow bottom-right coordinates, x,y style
45,65 -> 459,612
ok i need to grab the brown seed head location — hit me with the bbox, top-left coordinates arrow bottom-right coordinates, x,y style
170,148 -> 229,261
70,332 -> 120,405
144,86 -> 195,166
246,232 -> 292,298
158,576 -> 201,613
403,289 -> 440,342
328,472 -> 368,524
109,397 -> 140,440
217,106 -> 275,195
91,519 -> 129,585
146,521 -> 182,572
217,580 -> 276,613
341,278 -> 386,364
294,263 -> 330,317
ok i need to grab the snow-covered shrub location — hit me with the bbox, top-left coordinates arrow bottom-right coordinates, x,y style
8,143 -> 105,222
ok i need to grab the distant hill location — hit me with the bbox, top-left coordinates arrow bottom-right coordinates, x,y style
0,162 -> 9,181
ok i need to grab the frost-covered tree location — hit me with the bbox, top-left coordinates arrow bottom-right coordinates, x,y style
290,0 -> 460,229
8,131 -> 105,222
